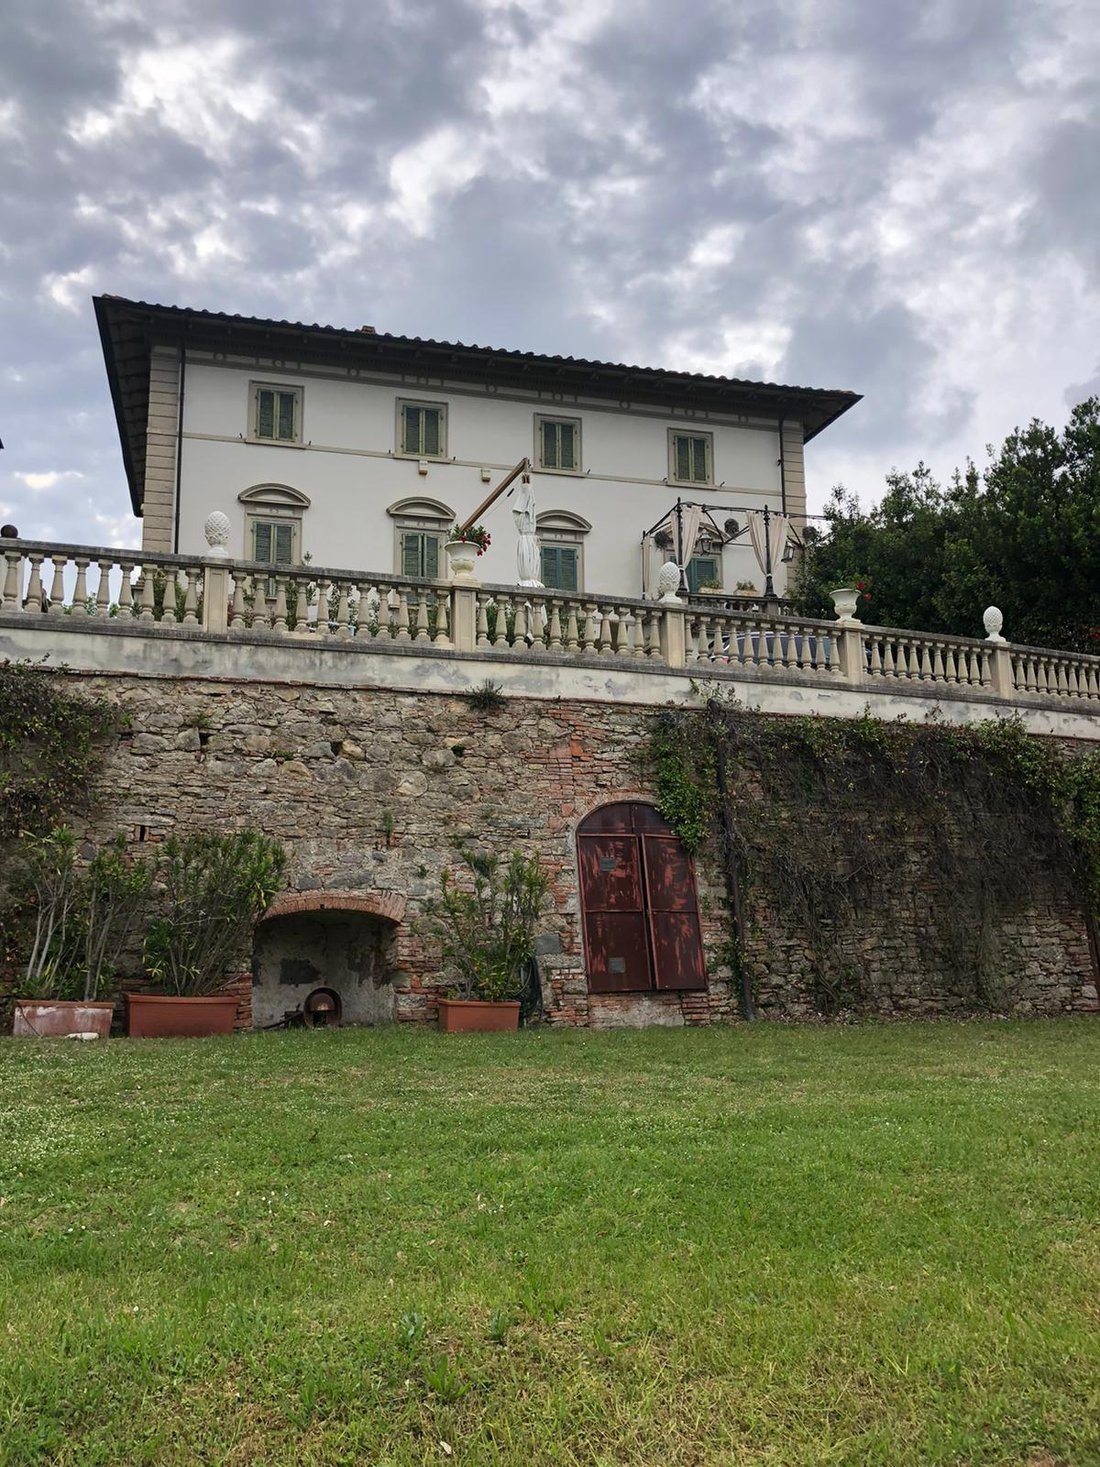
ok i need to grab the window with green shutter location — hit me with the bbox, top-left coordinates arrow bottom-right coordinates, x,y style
686,555 -> 721,594
400,531 -> 441,579
399,401 -> 446,457
669,430 -> 712,484
540,544 -> 579,592
253,385 -> 301,442
251,519 -> 296,566
536,416 -> 580,472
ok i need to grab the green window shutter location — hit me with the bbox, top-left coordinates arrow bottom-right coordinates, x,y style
540,420 -> 555,468
403,405 -> 419,454
253,521 -> 273,562
675,435 -> 691,481
276,392 -> 297,441
401,533 -> 422,578
424,534 -> 439,578
691,436 -> 708,482
256,389 -> 275,438
423,408 -> 441,456
559,423 -> 575,470
687,556 -> 719,594
273,523 -> 294,564
541,545 -> 578,591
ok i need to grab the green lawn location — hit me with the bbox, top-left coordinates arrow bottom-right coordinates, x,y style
1,1022 -> 1098,1466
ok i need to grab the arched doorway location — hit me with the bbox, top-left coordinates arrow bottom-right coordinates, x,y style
251,893 -> 403,1027
577,802 -> 707,994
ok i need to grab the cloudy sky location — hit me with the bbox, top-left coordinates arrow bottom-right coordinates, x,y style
2,0 -> 1098,547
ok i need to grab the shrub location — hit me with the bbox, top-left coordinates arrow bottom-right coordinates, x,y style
420,846 -> 550,1002
143,831 -> 286,996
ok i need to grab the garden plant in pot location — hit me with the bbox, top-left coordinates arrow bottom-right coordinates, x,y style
132,830 -> 286,1038
420,845 -> 550,1032
11,828 -> 151,1038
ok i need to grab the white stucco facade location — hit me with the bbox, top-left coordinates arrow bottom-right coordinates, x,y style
175,354 -> 793,597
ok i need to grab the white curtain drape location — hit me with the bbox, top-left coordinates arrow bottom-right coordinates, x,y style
675,505 -> 705,575
746,510 -> 790,585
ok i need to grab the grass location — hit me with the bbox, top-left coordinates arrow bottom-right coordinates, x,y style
1,1021 -> 1098,1466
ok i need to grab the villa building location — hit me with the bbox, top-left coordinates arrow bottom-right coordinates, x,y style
94,296 -> 860,599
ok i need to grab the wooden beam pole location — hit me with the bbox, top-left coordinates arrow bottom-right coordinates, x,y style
457,457 -> 530,537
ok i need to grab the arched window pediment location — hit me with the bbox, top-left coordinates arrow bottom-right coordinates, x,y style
238,483 -> 312,509
537,510 -> 592,534
387,496 -> 455,522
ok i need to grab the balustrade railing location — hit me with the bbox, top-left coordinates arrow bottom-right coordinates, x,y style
1010,646 -> 1100,701
226,563 -> 452,646
688,608 -> 840,675
863,629 -> 991,689
1,541 -> 204,624
4,538 -> 1100,708
474,586 -> 660,658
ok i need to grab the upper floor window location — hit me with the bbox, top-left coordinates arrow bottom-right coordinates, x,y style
398,399 -> 447,458
669,429 -> 712,485
536,415 -> 581,473
252,383 -> 302,443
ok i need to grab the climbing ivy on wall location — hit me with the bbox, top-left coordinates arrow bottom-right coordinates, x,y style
648,698 -> 1100,1013
0,660 -> 114,844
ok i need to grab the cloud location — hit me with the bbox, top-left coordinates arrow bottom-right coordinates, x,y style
0,0 -> 1097,545
16,470 -> 85,491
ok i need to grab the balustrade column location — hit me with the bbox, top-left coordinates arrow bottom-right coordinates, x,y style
202,563 -> 229,633
48,556 -> 68,615
840,625 -> 865,686
659,604 -> 686,668
2,549 -> 23,611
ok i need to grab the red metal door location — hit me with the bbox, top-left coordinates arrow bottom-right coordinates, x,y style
578,830 -> 652,992
578,803 -> 706,994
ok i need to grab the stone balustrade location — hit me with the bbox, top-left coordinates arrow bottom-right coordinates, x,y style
3,537 -> 1100,712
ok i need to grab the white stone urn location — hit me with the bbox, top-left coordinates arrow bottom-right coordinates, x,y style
445,539 -> 480,583
829,586 -> 861,624
983,606 -> 1006,642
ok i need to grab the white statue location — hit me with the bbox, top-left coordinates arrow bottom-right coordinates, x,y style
513,477 -> 543,587
983,606 -> 1006,642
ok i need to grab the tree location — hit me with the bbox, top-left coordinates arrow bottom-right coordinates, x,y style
794,399 -> 1100,652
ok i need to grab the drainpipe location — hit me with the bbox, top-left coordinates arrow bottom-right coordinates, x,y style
778,415 -> 787,515
709,701 -> 755,1021
173,343 -> 186,553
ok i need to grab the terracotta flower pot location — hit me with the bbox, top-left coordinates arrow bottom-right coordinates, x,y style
12,1000 -> 114,1039
436,998 -> 521,1033
127,993 -> 238,1038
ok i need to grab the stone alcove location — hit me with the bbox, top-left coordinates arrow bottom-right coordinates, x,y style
251,892 -> 406,1027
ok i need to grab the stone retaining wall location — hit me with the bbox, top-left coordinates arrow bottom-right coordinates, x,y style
10,668 -> 1098,1027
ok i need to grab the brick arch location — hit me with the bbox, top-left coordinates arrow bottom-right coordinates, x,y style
573,790 -> 657,830
261,890 -> 408,925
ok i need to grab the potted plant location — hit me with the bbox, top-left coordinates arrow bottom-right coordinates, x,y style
11,829 -> 151,1038
420,846 -> 549,1032
830,577 -> 873,624
130,830 -> 286,1037
444,523 -> 491,582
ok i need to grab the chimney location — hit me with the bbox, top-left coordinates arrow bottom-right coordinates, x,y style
359,325 -> 377,334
